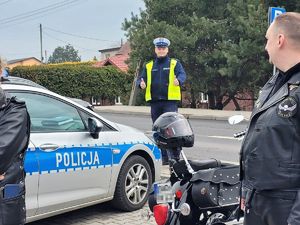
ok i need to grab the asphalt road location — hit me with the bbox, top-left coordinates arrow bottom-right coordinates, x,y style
99,112 -> 248,163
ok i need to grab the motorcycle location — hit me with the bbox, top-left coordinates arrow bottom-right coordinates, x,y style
143,114 -> 246,225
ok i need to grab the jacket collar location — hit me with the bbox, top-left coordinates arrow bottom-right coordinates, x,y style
155,56 -> 170,64
251,71 -> 300,119
280,62 -> 300,77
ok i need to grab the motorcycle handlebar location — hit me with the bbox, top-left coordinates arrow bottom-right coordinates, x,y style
233,130 -> 247,138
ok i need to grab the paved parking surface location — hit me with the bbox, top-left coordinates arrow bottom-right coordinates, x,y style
27,166 -> 242,225
26,166 -> 173,225
27,202 -> 156,225
27,202 -> 242,225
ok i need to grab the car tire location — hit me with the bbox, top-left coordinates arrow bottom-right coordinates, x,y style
112,155 -> 152,211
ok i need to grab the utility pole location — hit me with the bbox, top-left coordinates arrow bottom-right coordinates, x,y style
128,60 -> 141,106
40,24 -> 44,63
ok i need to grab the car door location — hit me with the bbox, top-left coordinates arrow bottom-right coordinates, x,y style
24,140 -> 39,218
10,91 -> 113,215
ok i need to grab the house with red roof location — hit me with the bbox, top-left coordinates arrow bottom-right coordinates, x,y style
95,41 -> 130,72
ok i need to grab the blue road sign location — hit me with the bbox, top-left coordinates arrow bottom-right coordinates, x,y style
268,7 -> 286,25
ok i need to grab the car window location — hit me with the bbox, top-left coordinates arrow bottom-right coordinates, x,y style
78,109 -> 115,132
11,92 -> 86,133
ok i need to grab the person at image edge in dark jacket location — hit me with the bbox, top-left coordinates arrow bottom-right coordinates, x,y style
240,12 -> 300,225
137,37 -> 186,165
0,57 -> 30,225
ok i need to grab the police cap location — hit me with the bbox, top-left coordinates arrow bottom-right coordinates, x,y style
153,37 -> 170,47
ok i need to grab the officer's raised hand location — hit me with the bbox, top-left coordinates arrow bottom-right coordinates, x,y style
174,76 -> 179,86
140,78 -> 146,89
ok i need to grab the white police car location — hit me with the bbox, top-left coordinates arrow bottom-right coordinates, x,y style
1,77 -> 161,223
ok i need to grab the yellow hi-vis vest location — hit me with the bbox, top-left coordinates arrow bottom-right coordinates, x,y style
145,58 -> 181,102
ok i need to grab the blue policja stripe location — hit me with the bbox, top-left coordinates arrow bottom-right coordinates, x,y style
145,143 -> 161,160
24,151 -> 39,175
112,143 -> 161,164
24,142 -> 160,175
25,145 -> 112,174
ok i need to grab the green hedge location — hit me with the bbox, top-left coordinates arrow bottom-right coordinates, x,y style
11,64 -> 133,103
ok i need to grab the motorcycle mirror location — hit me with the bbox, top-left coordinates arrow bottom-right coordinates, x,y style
228,115 -> 245,125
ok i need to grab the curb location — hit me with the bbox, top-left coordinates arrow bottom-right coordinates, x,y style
94,106 -> 251,122
94,109 -> 150,117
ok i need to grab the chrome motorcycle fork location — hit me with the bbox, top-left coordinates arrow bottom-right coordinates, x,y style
180,150 -> 195,175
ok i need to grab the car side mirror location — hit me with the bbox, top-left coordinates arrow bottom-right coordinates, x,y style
228,115 -> 245,125
88,117 -> 103,139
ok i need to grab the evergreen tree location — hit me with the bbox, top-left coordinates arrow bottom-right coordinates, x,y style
48,44 -> 81,63
124,0 -> 298,109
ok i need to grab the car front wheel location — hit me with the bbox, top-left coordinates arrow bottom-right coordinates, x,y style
112,155 -> 152,211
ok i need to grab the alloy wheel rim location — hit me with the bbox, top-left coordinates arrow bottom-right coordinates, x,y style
125,163 -> 149,204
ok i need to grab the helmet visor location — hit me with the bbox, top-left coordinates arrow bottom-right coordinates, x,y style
162,119 -> 193,139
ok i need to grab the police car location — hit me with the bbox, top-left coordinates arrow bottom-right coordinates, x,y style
1,76 -> 161,223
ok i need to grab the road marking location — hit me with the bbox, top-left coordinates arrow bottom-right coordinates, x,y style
208,135 -> 236,140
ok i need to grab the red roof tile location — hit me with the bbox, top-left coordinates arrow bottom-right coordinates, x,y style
94,54 -> 129,72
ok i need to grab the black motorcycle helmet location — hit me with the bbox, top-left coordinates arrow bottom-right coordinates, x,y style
152,112 -> 194,149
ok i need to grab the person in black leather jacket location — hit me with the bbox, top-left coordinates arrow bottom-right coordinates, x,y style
240,12 -> 300,225
0,58 -> 30,225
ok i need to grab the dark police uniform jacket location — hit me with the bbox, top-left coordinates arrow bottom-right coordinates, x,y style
138,56 -> 186,102
241,69 -> 300,191
0,87 -> 30,225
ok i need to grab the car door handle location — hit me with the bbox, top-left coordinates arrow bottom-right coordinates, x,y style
39,143 -> 59,152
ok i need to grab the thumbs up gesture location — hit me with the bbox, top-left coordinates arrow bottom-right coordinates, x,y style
174,76 -> 179,86
140,78 -> 146,89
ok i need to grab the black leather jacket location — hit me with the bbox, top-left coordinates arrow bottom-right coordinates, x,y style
0,87 -> 30,225
241,71 -> 300,191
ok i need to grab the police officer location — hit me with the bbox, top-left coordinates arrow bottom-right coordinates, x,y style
0,58 -> 7,78
137,37 -> 186,164
0,57 -> 30,225
240,12 -> 300,225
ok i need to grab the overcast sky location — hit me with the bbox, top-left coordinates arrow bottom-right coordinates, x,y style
0,0 -> 145,61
